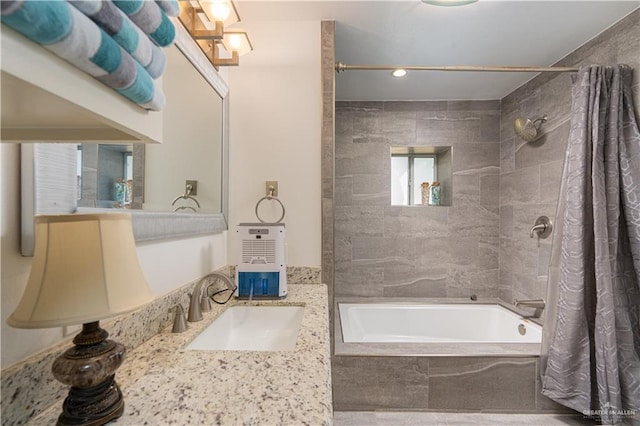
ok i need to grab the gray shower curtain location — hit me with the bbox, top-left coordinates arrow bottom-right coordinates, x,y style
541,65 -> 640,424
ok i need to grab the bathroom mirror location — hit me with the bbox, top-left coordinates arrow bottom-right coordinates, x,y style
21,23 -> 229,255
76,45 -> 224,214
390,146 -> 452,206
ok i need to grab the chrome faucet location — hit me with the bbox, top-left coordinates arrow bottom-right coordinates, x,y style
514,298 -> 546,318
530,216 -> 552,238
187,272 -> 237,322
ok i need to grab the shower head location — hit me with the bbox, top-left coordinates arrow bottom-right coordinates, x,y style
514,115 -> 548,142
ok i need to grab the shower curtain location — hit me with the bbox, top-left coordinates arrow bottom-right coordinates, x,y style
541,65 -> 640,425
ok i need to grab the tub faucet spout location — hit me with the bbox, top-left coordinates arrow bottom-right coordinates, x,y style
514,298 -> 545,318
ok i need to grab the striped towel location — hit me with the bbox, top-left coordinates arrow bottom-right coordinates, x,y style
70,0 -> 166,79
1,0 -> 165,110
155,0 -> 180,18
112,0 -> 175,47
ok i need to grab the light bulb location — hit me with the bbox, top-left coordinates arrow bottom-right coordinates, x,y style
228,34 -> 242,50
210,1 -> 230,21
392,69 -> 407,78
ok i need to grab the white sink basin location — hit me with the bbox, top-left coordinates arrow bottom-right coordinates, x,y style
185,306 -> 304,352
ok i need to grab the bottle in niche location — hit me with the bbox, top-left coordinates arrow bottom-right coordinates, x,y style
421,182 -> 430,205
430,181 -> 441,206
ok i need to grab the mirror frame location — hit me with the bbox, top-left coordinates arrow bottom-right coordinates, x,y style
21,21 -> 229,256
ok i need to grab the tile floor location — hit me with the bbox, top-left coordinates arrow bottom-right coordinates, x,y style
333,411 -> 593,425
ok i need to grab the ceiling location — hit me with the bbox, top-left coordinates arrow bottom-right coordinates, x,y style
234,1 -> 639,101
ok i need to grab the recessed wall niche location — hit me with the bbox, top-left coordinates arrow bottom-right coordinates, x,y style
391,146 -> 452,206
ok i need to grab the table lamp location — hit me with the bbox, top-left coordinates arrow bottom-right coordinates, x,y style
8,213 -> 155,425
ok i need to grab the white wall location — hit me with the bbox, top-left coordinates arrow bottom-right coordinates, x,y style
1,143 -> 228,369
228,20 -> 322,267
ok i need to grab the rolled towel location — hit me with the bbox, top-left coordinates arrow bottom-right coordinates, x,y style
146,42 -> 167,79
117,61 -> 163,108
1,0 -> 72,44
1,0 -> 164,110
70,0 -> 166,78
112,0 -> 175,47
155,0 -> 180,17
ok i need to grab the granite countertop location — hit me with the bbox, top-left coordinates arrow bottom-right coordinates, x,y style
30,284 -> 332,425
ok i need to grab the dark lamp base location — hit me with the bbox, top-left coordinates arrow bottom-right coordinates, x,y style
52,322 -> 127,426
57,376 -> 124,426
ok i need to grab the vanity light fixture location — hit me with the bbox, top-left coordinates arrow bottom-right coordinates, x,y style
8,213 -> 154,426
392,68 -> 408,77
178,0 -> 253,69
421,0 -> 478,6
213,30 -> 253,66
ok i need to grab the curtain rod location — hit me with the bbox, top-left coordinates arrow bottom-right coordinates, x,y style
335,62 -> 579,73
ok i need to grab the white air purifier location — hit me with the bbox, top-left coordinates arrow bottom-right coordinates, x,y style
235,223 -> 287,299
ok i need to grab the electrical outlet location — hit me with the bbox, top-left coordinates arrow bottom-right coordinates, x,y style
266,181 -> 278,197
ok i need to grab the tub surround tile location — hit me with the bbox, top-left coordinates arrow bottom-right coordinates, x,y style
335,206 -> 384,236
499,206 -> 514,239
335,100 -> 502,300
478,237 -> 500,271
335,266 -> 385,298
382,266 -> 449,298
332,356 -> 429,411
351,174 -> 390,206
384,206 -> 450,239
452,143 -> 500,175
447,269 -> 500,299
480,175 -> 500,207
500,166 -> 541,206
453,174 -> 481,205
351,236 -> 417,268
539,160 -> 564,205
428,357 -> 537,411
500,137 -> 516,175
27,285 -> 332,426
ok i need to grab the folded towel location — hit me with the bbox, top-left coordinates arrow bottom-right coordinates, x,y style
112,0 -> 174,47
70,0 -> 166,78
1,0 -> 164,110
155,0 -> 180,18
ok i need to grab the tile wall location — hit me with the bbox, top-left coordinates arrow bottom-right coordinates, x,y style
498,8 -> 640,305
335,101 -> 501,298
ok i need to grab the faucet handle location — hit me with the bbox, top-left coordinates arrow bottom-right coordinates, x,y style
530,216 -> 552,239
172,304 -> 188,333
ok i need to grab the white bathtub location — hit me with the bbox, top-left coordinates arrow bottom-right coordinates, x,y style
339,303 -> 542,344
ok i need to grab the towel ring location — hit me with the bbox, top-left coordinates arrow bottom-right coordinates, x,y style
255,195 -> 286,223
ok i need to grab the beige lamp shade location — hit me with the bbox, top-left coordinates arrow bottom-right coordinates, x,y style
8,213 -> 155,329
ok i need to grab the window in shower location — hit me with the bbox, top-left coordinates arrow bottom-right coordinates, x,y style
390,146 -> 452,206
